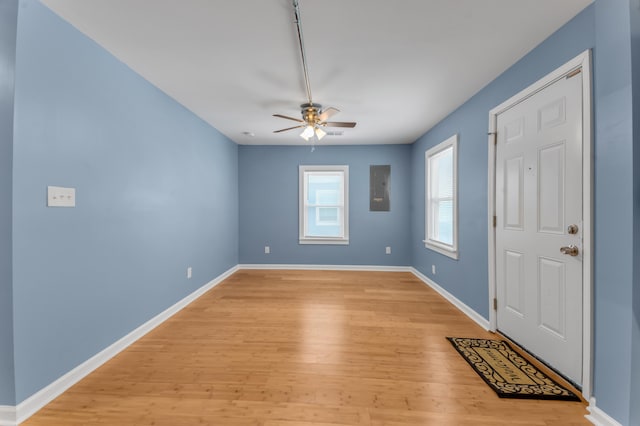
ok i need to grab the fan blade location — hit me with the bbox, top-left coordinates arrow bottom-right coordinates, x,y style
318,107 -> 340,122
273,114 -> 304,123
323,121 -> 357,128
273,125 -> 305,133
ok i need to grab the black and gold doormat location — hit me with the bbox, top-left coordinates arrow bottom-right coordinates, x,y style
447,337 -> 580,401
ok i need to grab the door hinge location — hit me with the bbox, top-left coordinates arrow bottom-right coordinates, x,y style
488,132 -> 497,145
493,298 -> 498,310
566,68 -> 582,79
493,215 -> 497,227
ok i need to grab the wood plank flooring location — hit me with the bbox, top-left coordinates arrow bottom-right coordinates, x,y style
23,270 -> 589,425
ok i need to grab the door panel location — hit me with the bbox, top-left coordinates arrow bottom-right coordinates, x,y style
496,73 -> 583,385
504,156 -> 524,230
538,256 -> 566,338
538,142 -> 565,234
538,97 -> 566,130
505,250 -> 525,317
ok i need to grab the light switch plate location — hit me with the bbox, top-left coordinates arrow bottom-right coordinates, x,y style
48,186 -> 76,207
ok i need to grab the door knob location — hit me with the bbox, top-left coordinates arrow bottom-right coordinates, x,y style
560,245 -> 579,256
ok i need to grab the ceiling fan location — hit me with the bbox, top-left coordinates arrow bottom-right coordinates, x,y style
273,0 -> 356,141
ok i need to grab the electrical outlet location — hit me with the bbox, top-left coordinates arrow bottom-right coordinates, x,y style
432,265 -> 436,275
385,246 -> 391,254
264,246 -> 270,254
187,267 -> 192,279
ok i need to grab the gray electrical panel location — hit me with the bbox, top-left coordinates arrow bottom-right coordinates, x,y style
370,165 -> 390,211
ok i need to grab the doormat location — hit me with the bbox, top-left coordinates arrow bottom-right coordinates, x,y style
447,337 -> 581,401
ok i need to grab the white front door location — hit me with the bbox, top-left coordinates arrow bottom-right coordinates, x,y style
495,71 -> 583,385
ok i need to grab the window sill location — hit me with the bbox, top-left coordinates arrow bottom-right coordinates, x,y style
423,240 -> 458,260
299,238 -> 349,245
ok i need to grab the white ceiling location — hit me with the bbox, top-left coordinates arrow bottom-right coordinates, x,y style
40,0 -> 592,146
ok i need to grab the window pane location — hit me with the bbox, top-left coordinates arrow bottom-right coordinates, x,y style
318,207 -> 339,223
436,148 -> 453,198
429,146 -> 454,246
307,207 -> 342,237
436,200 -> 453,245
308,175 -> 341,205
316,190 -> 339,205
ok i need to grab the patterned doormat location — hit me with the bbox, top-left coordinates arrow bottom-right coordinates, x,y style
447,337 -> 581,401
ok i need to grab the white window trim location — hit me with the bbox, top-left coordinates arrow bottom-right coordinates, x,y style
424,134 -> 459,259
299,165 -> 349,245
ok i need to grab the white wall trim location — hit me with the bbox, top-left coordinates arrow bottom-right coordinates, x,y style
585,398 -> 623,426
0,406 -> 16,426
239,264 -> 412,272
410,267 -> 490,330
13,265 -> 239,425
487,49 -> 593,399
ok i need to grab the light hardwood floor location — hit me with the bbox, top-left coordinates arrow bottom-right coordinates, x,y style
24,270 -> 589,425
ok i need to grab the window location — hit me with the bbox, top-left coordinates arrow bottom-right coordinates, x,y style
425,134 -> 458,259
299,165 -> 349,244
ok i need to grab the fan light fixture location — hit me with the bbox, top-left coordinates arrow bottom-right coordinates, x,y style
300,125 -> 315,141
299,125 -> 326,141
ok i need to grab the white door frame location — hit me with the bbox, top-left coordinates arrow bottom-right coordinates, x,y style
487,50 -> 593,399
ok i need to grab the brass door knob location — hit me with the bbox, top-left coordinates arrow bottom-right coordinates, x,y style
560,245 -> 579,256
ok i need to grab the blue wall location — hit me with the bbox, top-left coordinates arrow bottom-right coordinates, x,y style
628,1 -> 640,425
239,145 -> 411,266
593,1 -> 635,424
0,0 -> 18,408
410,6 -> 596,320
11,0 -> 239,402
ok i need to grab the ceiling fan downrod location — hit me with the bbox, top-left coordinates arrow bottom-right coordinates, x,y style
292,0 -> 313,105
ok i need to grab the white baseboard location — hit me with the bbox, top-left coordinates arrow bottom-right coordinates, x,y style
410,267 -> 490,330
14,265 -> 239,425
586,398 -> 623,426
0,406 -> 16,426
239,264 -> 412,272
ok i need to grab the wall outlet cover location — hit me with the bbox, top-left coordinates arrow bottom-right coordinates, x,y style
47,186 -> 76,207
